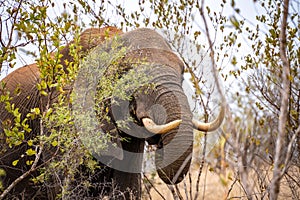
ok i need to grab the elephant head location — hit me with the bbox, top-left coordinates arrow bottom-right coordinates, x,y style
74,28 -> 225,187
106,28 -> 225,184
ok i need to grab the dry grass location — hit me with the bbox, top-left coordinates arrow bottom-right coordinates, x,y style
143,164 -> 242,200
143,164 -> 299,200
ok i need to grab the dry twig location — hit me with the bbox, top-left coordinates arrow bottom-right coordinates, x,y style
270,0 -> 291,199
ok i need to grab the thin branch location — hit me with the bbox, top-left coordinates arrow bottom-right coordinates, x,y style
284,166 -> 300,188
225,177 -> 238,199
174,184 -> 184,200
168,185 -> 179,200
188,172 -> 192,200
4,0 -> 23,48
197,0 -> 225,103
280,126 -> 300,177
270,0 -> 291,199
173,152 -> 192,184
0,143 -> 44,200
193,131 -> 207,200
143,177 -> 153,200
183,173 -> 189,200
0,16 -> 4,47
143,173 -> 167,200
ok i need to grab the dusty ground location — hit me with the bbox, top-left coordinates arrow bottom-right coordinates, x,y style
142,165 -> 242,200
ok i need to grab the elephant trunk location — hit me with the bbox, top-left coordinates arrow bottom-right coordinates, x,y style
151,67 -> 193,184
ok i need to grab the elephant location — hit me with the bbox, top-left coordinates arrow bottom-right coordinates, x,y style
0,27 -> 225,199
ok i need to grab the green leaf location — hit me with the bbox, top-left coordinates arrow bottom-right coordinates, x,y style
13,107 -> 19,117
40,90 -> 48,96
231,56 -> 237,65
26,160 -> 34,166
0,168 -> 6,176
27,140 -> 33,146
51,140 -> 58,147
45,108 -> 53,118
26,148 -> 36,156
12,160 -> 19,166
229,16 -> 239,29
31,107 -> 40,115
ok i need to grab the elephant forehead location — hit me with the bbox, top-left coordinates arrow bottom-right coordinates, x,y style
123,48 -> 184,76
121,28 -> 171,50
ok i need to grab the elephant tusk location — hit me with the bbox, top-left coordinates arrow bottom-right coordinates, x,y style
192,104 -> 225,132
142,118 -> 182,134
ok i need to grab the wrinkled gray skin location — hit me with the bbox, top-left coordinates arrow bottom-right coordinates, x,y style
122,28 -> 193,182
0,28 -> 194,199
